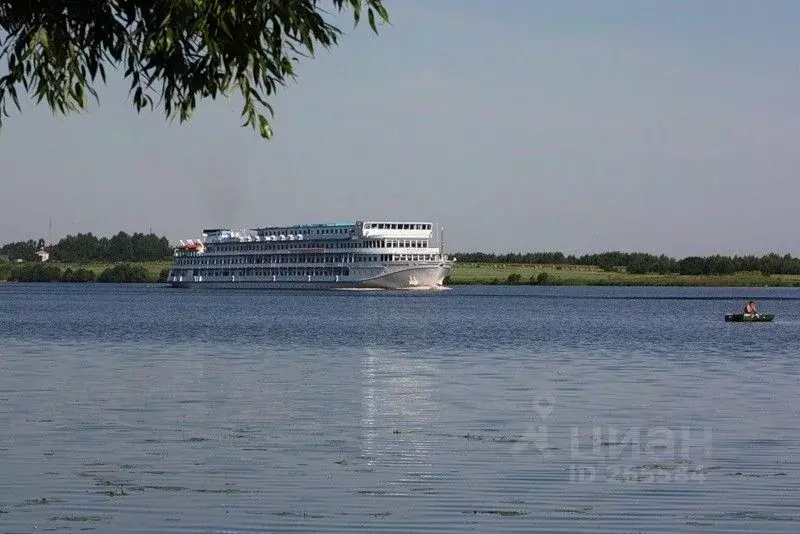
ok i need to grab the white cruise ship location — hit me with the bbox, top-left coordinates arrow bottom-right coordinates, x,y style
167,220 -> 454,290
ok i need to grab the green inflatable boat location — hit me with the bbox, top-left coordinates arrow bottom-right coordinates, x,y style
725,313 -> 774,322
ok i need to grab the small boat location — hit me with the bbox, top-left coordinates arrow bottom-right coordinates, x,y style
724,313 -> 774,322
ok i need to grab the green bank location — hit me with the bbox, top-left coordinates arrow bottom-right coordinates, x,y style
446,263 -> 800,287
0,261 -> 172,283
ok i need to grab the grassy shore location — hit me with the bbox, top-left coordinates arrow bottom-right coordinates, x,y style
447,262 -> 800,287
55,261 -> 172,278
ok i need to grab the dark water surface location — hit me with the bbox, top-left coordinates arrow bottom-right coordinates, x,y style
1,283 -> 800,532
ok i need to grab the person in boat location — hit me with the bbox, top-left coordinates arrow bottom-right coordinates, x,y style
744,300 -> 757,316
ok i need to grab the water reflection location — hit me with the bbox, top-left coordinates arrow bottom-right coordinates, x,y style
361,346 -> 439,467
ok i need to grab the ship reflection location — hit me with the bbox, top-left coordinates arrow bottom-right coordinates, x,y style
361,346 -> 440,466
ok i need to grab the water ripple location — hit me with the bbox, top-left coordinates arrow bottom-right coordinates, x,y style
1,284 -> 800,532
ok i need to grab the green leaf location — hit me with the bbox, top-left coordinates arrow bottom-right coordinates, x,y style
74,83 -> 84,108
7,85 -> 20,111
258,114 -> 272,139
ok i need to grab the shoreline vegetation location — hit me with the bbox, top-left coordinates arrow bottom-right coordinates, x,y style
1,260 -> 800,287
3,234 -> 800,287
444,263 -> 800,287
0,262 -> 170,284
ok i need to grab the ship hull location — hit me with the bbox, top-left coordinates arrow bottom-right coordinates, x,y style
168,264 -> 451,290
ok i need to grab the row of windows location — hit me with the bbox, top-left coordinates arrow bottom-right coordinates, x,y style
364,223 -> 431,230
363,240 -> 428,248
171,267 -> 351,278
386,255 -> 437,262
310,228 -> 350,235
194,239 -> 431,254
176,254 -> 362,265
255,227 -> 352,237
173,253 -> 441,266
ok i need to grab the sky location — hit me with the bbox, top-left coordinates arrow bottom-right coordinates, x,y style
2,0 -> 800,257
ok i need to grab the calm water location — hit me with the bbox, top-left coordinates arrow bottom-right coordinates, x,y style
1,283 -> 800,533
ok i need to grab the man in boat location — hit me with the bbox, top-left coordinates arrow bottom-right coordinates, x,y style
744,300 -> 757,316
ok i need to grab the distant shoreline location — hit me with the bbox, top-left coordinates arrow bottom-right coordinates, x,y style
2,260 -> 800,287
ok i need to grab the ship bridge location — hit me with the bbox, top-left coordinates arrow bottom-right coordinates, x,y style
361,221 -> 433,239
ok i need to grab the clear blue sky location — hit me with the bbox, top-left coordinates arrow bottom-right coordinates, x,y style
2,0 -> 800,256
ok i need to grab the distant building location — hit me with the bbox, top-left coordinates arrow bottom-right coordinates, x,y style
36,249 -> 50,262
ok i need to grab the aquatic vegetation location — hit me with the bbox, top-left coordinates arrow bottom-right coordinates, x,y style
51,515 -> 106,522
18,497 -> 61,507
99,488 -> 128,497
467,509 -> 528,517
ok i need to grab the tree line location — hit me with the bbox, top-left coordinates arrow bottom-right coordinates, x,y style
453,251 -> 800,276
0,232 -> 172,262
